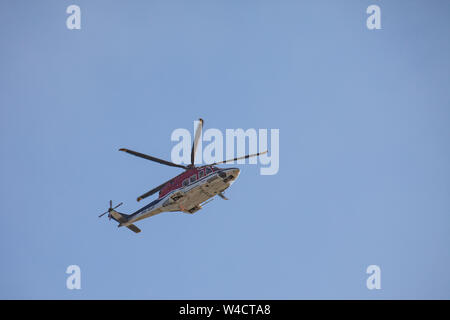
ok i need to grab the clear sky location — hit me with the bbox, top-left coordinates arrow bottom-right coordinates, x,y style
1,0 -> 449,299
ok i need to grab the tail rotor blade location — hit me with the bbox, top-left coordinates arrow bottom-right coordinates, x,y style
113,202 -> 123,210
99,201 -> 122,218
98,211 -> 109,218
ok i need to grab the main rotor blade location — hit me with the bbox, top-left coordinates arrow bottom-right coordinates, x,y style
206,150 -> 268,166
119,148 -> 188,169
191,118 -> 204,166
136,179 -> 171,202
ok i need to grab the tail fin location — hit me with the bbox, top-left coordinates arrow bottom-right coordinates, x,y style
109,210 -> 141,234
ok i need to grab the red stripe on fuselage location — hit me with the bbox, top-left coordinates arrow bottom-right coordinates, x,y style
158,166 -> 219,198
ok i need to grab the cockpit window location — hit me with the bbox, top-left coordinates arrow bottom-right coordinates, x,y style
190,175 -> 197,183
198,169 -> 205,179
205,167 -> 212,175
182,179 -> 189,187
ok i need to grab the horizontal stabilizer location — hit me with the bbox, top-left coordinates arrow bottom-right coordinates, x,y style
126,224 -> 141,233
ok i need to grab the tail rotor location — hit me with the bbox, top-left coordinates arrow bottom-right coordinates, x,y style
98,200 -> 123,220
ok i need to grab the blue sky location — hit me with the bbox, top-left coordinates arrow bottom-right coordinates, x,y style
1,0 -> 449,299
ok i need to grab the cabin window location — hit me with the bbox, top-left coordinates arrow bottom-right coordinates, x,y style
205,167 -> 212,175
182,179 -> 189,187
198,169 -> 205,179
190,175 -> 197,184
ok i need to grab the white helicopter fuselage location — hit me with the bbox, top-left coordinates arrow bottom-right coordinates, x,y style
119,168 -> 240,227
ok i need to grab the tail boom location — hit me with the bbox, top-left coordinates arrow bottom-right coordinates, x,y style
109,210 -> 141,233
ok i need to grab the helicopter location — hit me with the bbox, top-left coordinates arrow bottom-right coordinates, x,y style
99,118 -> 267,233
